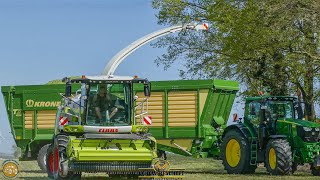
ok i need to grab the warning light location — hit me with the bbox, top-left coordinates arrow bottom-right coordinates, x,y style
258,91 -> 263,96
134,75 -> 138,79
82,75 -> 86,79
195,23 -> 209,31
233,113 -> 238,122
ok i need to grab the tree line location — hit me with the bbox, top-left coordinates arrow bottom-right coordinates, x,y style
152,0 -> 320,121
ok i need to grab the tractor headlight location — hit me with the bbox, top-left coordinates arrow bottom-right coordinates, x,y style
315,128 -> 320,132
303,127 -> 312,131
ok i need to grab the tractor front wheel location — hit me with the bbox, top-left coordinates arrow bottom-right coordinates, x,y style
221,130 -> 256,174
265,139 -> 292,175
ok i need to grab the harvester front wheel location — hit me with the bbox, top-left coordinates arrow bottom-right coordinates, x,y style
265,139 -> 292,175
46,144 -> 54,179
46,134 -> 81,180
221,130 -> 256,174
37,144 -> 51,172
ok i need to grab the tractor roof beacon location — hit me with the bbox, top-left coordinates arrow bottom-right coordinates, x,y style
221,96 -> 320,176
45,75 -> 157,179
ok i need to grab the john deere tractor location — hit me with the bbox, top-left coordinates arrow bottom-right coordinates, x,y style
221,96 -> 320,176
46,75 -> 157,179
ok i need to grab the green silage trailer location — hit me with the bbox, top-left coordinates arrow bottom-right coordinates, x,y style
1,79 -> 238,170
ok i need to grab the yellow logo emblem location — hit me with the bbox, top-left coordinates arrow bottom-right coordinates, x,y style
25,99 -> 61,108
153,159 -> 170,175
1,160 -> 19,178
25,99 -> 35,107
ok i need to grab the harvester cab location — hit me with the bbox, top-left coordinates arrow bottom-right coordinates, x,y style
221,96 -> 320,176
46,75 -> 158,179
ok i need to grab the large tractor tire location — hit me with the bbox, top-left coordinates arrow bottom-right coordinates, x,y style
46,134 -> 81,180
221,130 -> 257,174
265,139 -> 292,175
37,144 -> 51,172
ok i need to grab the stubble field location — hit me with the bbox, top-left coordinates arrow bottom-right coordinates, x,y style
14,154 -> 319,180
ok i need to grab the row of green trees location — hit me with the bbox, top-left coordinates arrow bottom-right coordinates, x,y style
152,0 -> 320,121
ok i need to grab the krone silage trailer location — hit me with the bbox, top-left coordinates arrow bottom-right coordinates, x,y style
1,79 -> 238,171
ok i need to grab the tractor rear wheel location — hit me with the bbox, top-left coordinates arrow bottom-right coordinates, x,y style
265,139 -> 292,175
221,130 -> 256,174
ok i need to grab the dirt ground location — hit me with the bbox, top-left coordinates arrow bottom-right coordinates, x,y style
11,154 -> 319,180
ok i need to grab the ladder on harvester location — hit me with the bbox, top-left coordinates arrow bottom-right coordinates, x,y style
250,137 -> 258,165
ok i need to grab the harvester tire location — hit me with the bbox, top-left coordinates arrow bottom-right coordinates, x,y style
46,144 -> 54,179
265,139 -> 292,175
311,164 -> 320,176
46,134 -> 81,180
221,130 -> 256,174
37,144 -> 51,172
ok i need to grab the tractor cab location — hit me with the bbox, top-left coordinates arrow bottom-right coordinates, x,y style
245,96 -> 296,130
46,75 -> 158,179
57,75 -> 151,133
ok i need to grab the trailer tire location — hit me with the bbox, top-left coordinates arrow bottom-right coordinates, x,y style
37,144 -> 51,172
221,130 -> 256,174
265,139 -> 292,175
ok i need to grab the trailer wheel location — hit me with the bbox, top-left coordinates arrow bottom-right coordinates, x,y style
37,144 -> 51,172
265,139 -> 292,175
311,164 -> 320,176
221,130 -> 256,174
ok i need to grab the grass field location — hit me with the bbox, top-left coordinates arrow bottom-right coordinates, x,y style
14,154 -> 319,180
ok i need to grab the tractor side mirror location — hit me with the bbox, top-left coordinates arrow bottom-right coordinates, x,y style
64,77 -> 72,97
144,83 -> 151,97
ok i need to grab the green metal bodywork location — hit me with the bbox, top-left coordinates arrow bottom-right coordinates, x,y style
66,136 -> 156,162
1,79 -> 239,159
228,96 -> 320,165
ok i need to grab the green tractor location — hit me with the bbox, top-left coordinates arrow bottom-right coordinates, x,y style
45,75 -> 158,179
221,96 -> 320,176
